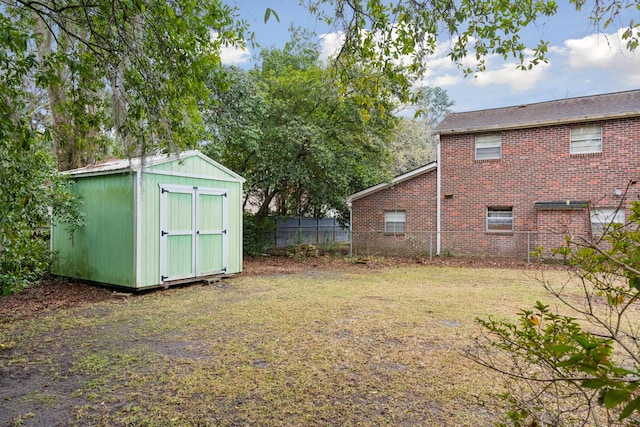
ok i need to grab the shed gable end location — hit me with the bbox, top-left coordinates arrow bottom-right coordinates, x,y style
147,153 -> 244,182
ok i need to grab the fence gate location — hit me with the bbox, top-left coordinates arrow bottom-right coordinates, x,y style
159,184 -> 228,282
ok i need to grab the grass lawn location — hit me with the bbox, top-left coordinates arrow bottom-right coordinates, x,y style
0,260 -> 572,426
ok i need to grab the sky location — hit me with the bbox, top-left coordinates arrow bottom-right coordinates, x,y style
221,1 -> 640,113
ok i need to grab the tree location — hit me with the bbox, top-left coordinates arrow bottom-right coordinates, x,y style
412,87 -> 455,129
391,87 -> 453,175
306,0 -> 639,100
390,117 -> 434,176
2,0 -> 249,170
469,189 -> 640,425
0,1 -> 248,289
0,10 -> 83,294
203,29 -> 396,227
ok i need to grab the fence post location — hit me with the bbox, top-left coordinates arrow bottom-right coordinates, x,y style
333,218 -> 336,243
527,231 -> 531,265
429,232 -> 433,261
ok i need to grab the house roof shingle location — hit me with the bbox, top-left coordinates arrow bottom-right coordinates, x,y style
433,89 -> 640,135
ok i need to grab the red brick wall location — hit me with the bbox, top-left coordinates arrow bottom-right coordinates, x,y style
351,169 -> 437,256
351,117 -> 639,258
440,117 -> 640,257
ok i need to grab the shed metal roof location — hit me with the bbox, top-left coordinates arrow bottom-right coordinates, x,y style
433,89 -> 640,135
63,150 -> 245,182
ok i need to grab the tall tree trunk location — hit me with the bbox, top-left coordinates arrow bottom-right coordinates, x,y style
33,16 -> 97,171
255,189 -> 278,226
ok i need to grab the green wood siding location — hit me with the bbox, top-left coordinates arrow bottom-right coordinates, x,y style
52,152 -> 243,289
138,170 -> 243,287
52,173 -> 135,286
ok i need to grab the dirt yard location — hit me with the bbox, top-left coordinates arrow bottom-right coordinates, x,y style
0,255 -> 555,427
0,255 -> 539,320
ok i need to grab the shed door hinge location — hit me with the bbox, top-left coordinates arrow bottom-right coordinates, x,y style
161,230 -> 169,236
161,188 -> 168,194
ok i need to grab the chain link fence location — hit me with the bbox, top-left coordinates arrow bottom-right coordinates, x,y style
351,230 -> 580,263
259,220 -> 582,263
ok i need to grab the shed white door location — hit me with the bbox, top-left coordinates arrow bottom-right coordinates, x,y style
159,185 -> 228,282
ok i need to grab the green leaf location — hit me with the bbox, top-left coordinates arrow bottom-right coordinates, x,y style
551,344 -> 577,356
557,353 -> 584,368
602,388 -> 631,409
619,396 -> 640,420
581,378 -> 610,389
264,8 -> 280,23
573,334 -> 598,351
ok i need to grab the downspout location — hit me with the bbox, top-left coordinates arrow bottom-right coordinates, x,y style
347,199 -> 353,256
436,134 -> 441,255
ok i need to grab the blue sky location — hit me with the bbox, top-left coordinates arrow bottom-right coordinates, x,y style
221,1 -> 640,113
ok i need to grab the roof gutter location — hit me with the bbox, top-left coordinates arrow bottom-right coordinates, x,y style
347,162 -> 437,203
433,112 -> 640,135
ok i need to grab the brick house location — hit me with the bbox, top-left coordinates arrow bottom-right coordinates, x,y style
348,89 -> 640,258
348,162 -> 437,256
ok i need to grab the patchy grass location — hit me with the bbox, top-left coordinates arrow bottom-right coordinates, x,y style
0,263 -> 572,426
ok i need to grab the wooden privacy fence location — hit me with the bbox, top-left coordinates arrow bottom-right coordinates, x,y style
270,217 -> 350,248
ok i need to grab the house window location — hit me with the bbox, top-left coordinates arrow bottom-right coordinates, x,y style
487,207 -> 513,232
385,211 -> 406,233
591,207 -> 624,236
570,125 -> 602,154
475,134 -> 502,160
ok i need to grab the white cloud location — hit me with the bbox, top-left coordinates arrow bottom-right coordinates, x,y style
563,29 -> 640,84
220,45 -> 251,65
211,31 -> 251,66
319,31 -> 344,61
417,37 -> 550,92
565,30 -> 626,69
431,74 -> 462,87
473,59 -> 550,91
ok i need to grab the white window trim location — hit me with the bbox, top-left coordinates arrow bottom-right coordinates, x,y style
487,207 -> 513,232
571,125 -> 602,154
591,207 -> 624,235
385,211 -> 406,233
475,134 -> 502,160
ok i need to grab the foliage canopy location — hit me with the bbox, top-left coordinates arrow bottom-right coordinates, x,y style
306,0 -> 640,101
203,29 -> 397,226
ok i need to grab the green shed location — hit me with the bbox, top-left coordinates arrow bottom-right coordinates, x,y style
51,150 -> 245,289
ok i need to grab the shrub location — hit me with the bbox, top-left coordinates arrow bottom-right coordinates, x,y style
243,213 -> 276,257
471,198 -> 640,426
0,141 -> 83,295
